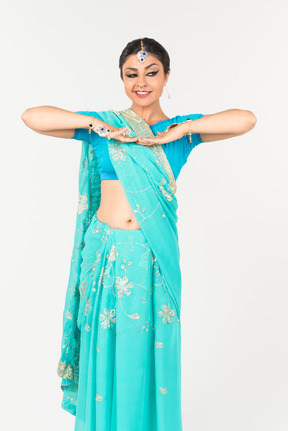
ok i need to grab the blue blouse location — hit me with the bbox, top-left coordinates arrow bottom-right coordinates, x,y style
73,110 -> 204,181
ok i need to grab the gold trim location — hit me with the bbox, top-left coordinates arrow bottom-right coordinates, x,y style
57,360 -> 74,380
114,108 -> 177,195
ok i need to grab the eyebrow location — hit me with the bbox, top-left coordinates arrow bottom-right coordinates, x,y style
124,63 -> 159,71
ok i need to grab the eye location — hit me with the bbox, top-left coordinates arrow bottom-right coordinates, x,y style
125,71 -> 159,78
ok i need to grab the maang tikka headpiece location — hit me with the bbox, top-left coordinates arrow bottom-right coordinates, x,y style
136,39 -> 148,63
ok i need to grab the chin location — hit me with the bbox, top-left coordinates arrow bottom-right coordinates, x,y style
131,96 -> 158,105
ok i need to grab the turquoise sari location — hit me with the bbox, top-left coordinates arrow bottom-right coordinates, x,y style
57,108 -> 183,429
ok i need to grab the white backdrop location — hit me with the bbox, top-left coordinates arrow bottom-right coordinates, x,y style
1,0 -> 287,430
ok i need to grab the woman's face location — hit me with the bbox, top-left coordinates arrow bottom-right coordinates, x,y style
122,53 -> 170,107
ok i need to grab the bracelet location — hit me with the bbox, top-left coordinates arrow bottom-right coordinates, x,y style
88,116 -> 97,134
88,116 -> 114,138
186,120 -> 193,143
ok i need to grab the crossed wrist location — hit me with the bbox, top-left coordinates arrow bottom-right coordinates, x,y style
88,116 -> 132,140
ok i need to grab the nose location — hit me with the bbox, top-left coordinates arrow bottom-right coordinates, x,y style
135,75 -> 148,89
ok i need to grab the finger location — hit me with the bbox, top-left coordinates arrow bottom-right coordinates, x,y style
123,136 -> 139,141
120,126 -> 130,136
111,128 -> 128,135
109,132 -> 131,140
110,127 -> 128,133
138,138 -> 155,143
114,130 -> 133,138
119,137 -> 140,143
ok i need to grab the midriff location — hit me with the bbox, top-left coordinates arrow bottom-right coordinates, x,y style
96,180 -> 141,230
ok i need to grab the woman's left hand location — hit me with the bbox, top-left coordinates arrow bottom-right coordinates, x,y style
134,123 -> 186,146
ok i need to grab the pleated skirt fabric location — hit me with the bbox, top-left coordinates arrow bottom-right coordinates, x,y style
74,214 -> 182,431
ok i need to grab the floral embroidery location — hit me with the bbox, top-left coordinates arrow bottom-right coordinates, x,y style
77,193 -> 88,214
133,201 -> 160,223
80,252 -> 101,289
96,394 -> 103,401
158,304 -> 176,324
92,225 -> 100,234
80,281 -> 88,300
121,259 -> 132,268
103,264 -> 114,289
141,319 -> 155,331
108,142 -> 126,161
116,275 -> 134,298
159,186 -> 172,201
107,244 -> 118,261
65,311 -> 72,320
99,308 -> 116,329
85,323 -> 91,332
98,267 -> 105,287
84,297 -> 92,316
159,387 -> 167,394
155,341 -> 164,348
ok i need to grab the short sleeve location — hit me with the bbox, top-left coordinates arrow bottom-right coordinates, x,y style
73,111 -> 103,143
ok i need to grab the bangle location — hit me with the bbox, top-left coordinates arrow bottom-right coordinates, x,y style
186,119 -> 193,143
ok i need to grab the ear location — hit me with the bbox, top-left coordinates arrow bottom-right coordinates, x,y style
165,70 -> 170,85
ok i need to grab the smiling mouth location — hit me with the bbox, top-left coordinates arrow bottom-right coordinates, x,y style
134,91 -> 152,97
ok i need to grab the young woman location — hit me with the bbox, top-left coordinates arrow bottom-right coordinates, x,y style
21,37 -> 257,431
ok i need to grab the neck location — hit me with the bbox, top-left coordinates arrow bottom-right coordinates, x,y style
130,101 -> 169,125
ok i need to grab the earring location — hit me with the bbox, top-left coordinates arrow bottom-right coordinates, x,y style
165,84 -> 171,100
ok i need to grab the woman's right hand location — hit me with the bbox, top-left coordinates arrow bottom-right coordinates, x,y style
92,125 -> 139,143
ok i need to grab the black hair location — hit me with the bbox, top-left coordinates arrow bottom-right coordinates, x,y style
119,37 -> 170,80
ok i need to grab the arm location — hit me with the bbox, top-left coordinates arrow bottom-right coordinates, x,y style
20,106 -> 114,139
180,109 -> 257,143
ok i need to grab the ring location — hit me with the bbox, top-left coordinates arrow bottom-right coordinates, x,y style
97,126 -> 112,137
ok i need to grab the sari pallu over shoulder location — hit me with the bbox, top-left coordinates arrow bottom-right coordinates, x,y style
57,107 -> 182,415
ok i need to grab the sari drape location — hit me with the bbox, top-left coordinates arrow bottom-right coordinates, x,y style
57,107 -> 182,418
